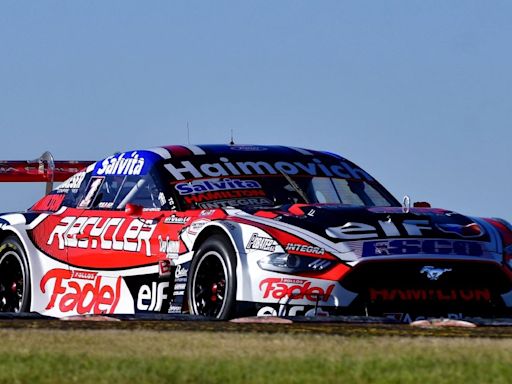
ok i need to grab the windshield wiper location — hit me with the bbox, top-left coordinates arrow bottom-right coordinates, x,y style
277,169 -> 310,204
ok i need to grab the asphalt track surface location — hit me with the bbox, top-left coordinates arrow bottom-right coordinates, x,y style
3,313 -> 512,337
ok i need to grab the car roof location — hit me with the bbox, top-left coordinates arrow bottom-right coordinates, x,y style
154,144 -> 346,161
89,144 -> 378,183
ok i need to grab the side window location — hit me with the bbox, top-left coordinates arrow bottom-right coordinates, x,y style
85,175 -> 122,209
75,173 -> 167,210
32,169 -> 96,211
78,176 -> 106,209
59,170 -> 92,208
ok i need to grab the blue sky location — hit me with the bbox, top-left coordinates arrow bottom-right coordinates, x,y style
1,1 -> 511,221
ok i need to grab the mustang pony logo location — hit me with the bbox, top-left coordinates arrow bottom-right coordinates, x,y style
420,266 -> 452,281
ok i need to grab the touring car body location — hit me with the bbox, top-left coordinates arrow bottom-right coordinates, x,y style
0,144 -> 511,322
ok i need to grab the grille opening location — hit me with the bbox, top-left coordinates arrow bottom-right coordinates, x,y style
341,259 -> 511,317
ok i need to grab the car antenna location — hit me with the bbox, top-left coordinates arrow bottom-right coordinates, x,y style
187,121 -> 190,144
229,129 -> 235,145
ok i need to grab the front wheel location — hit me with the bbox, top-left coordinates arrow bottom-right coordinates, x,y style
0,236 -> 31,312
187,235 -> 237,319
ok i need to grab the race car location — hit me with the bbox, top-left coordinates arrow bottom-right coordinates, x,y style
0,144 -> 511,322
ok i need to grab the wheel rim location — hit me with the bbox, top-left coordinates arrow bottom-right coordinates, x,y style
191,250 -> 228,317
0,251 -> 25,312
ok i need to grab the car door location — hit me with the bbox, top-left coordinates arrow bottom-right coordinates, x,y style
60,172 -> 168,273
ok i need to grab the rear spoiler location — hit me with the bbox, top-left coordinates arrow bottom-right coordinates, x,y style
0,151 -> 93,194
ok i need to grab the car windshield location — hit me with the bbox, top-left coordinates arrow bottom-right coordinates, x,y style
168,175 -> 397,211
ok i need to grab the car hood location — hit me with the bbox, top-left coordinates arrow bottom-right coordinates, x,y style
250,204 -> 498,259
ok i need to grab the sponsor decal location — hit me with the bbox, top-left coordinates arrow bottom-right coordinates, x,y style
257,305 -> 329,317
72,270 -> 97,280
197,197 -> 273,209
224,222 -> 237,231
157,192 -> 166,206
164,157 -> 373,181
200,210 -> 216,216
327,220 -> 432,240
230,146 -> 268,151
137,282 -> 169,311
420,266 -> 452,281
164,215 -> 190,224
57,171 -> 86,191
187,219 -> 209,235
158,236 -> 180,257
436,223 -> 484,238
172,278 -> 187,296
362,239 -> 483,257
175,264 -> 188,279
0,166 -> 20,174
246,233 -> 277,252
385,312 -> 464,324
169,305 -> 182,313
32,194 -> 65,212
95,151 -> 146,176
78,177 -> 104,208
369,288 -> 491,302
285,243 -> 325,255
47,216 -> 157,256
175,179 -> 262,195
184,189 -> 266,204
259,277 -> 335,302
40,269 -> 121,314
0,242 -> 17,253
159,259 -> 172,276
257,305 -> 303,316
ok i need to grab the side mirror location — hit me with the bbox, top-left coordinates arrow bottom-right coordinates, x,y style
125,203 -> 143,218
413,201 -> 431,208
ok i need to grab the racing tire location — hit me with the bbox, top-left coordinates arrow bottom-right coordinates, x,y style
187,235 -> 237,319
0,236 -> 31,313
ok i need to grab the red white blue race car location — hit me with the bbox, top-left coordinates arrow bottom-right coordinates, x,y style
0,144 -> 511,322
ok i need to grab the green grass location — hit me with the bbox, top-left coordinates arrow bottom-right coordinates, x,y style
0,328 -> 511,383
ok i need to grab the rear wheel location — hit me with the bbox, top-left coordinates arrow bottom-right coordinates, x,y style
0,236 -> 30,312
187,235 -> 237,319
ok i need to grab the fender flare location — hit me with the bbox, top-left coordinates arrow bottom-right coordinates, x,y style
187,220 -> 255,303
0,218 -> 37,312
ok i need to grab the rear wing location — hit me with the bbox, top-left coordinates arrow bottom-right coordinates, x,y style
0,151 -> 93,194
